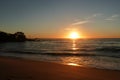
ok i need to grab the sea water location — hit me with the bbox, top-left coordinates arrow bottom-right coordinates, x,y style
0,38 -> 120,70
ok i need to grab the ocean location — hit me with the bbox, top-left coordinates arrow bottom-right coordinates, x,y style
0,38 -> 120,70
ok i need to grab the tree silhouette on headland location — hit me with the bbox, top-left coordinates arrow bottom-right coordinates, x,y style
14,32 -> 26,42
0,31 -> 26,42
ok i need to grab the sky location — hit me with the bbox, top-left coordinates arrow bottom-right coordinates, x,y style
0,0 -> 120,38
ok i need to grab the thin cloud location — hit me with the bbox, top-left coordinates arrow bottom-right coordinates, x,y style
105,14 -> 119,21
64,27 -> 77,31
85,13 -> 102,20
72,13 -> 102,26
112,15 -> 119,17
0,24 -> 4,27
72,20 -> 89,26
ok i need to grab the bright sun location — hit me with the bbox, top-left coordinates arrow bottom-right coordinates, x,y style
69,32 -> 80,39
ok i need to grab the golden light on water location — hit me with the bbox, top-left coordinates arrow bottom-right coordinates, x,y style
67,63 -> 79,66
72,40 -> 78,51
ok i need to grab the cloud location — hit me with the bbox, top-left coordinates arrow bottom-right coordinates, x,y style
85,13 -> 102,20
105,14 -> 119,21
71,13 -> 102,26
0,24 -> 4,27
64,27 -> 78,31
112,15 -> 119,17
72,20 -> 89,26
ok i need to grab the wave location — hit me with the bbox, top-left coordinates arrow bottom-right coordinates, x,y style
63,47 -> 120,52
94,47 -> 120,52
1,49 -> 120,58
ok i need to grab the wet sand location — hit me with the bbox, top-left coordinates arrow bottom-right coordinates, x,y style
0,56 -> 120,80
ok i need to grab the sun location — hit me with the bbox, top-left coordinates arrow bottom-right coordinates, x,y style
69,32 -> 80,39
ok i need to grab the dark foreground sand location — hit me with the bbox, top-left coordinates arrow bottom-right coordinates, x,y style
0,57 -> 120,80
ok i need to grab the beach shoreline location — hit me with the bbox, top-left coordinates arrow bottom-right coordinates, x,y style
0,56 -> 120,80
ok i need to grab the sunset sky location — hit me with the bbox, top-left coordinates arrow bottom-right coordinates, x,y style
0,0 -> 120,38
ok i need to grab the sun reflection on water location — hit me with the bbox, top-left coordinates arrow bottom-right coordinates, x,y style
72,40 -> 79,52
62,56 -> 82,67
62,40 -> 82,67
67,63 -> 80,66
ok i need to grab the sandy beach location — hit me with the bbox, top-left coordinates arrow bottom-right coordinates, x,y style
0,56 -> 120,80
